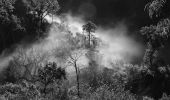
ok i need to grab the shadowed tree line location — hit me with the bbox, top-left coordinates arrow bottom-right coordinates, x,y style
0,0 -> 59,53
126,0 -> 170,99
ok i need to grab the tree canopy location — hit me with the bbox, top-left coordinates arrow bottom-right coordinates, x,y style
0,0 -> 60,53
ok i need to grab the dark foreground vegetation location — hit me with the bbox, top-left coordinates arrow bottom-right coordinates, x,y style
0,0 -> 170,100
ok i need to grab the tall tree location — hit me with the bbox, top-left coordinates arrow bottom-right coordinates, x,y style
66,49 -> 86,97
82,21 -> 97,48
141,0 -> 170,69
0,0 -> 60,53
28,0 -> 60,37
29,0 -> 59,24
66,33 -> 86,97
139,0 -> 170,98
54,31 -> 87,97
0,0 -> 24,49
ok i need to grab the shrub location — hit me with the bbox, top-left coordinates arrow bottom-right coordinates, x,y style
37,62 -> 66,96
0,81 -> 40,100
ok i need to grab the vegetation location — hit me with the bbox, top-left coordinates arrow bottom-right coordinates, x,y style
37,62 -> 66,96
133,0 -> 170,98
82,21 -> 97,48
0,0 -> 59,52
0,0 -> 170,100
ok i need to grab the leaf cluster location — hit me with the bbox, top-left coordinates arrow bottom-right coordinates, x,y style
38,62 -> 66,86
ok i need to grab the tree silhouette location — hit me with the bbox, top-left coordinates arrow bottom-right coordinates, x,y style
141,18 -> 170,67
54,32 -> 87,97
0,0 -> 60,53
66,49 -> 86,97
82,21 -> 97,48
38,62 -> 66,96
0,0 -> 25,50
139,0 -> 170,98
66,33 -> 86,97
29,0 -> 60,38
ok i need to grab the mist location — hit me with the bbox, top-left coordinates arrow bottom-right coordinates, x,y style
0,12 -> 144,72
45,13 -> 144,69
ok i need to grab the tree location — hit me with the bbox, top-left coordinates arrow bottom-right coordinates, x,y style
0,0 -> 25,50
66,33 -> 87,97
66,49 -> 86,97
138,0 -> 170,98
141,0 -> 170,68
141,18 -> 170,67
53,31 -> 87,97
38,62 -> 66,96
29,0 -> 59,21
4,48 -> 49,83
82,21 -> 97,48
0,0 -> 60,53
145,0 -> 166,18
65,33 -> 88,97
29,0 -> 60,37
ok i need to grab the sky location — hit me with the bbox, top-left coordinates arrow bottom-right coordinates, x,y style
58,0 -> 170,31
58,0 -> 150,27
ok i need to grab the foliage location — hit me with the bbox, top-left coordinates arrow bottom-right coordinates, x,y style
145,0 -> 166,18
0,0 -> 25,51
141,18 -> 170,66
0,61 -> 67,100
38,62 -> 66,84
68,61 -> 154,100
142,0 -> 170,79
0,81 -> 40,100
28,0 -> 60,37
127,0 -> 170,99
79,85 -> 137,100
2,0 -> 170,99
3,48 -> 48,83
38,62 -> 66,95
1,60 -> 162,100
82,21 -> 97,48
0,0 -> 59,53
83,21 -> 97,33
140,18 -> 170,49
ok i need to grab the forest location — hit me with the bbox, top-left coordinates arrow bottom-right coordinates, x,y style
0,0 -> 170,100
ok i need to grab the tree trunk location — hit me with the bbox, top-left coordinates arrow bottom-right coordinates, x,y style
74,61 -> 80,97
144,43 -> 157,70
89,31 -> 91,47
37,15 -> 43,39
43,83 -> 47,97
